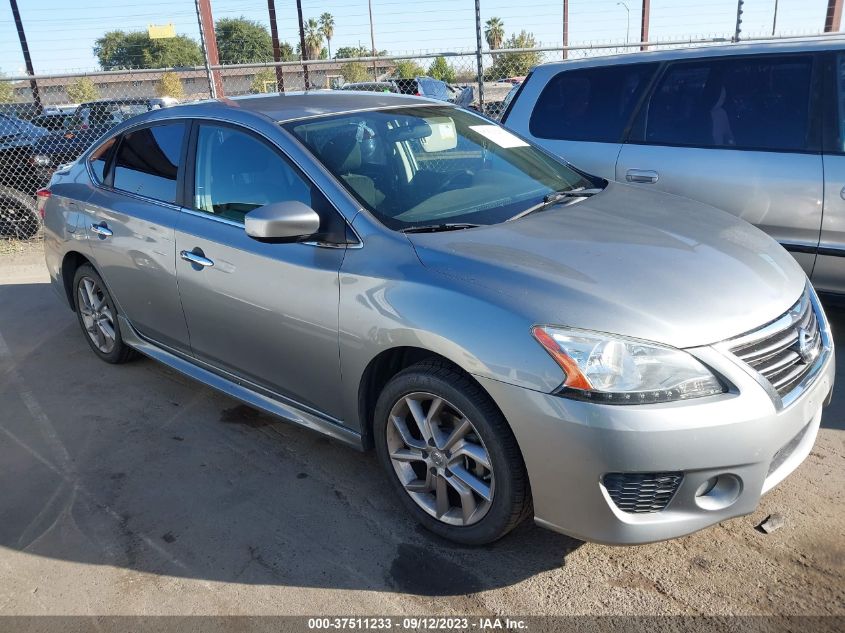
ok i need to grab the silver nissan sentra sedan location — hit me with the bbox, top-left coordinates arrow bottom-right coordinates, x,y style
41,92 -> 835,545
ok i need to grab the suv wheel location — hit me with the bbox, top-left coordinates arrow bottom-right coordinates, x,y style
73,264 -> 136,363
374,360 -> 531,545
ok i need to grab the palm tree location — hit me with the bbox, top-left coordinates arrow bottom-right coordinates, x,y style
320,12 -> 335,59
304,18 -> 324,60
484,17 -> 505,50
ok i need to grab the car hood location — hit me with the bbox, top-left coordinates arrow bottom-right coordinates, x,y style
406,182 -> 806,349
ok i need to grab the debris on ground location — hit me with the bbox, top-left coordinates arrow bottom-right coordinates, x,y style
757,513 -> 785,534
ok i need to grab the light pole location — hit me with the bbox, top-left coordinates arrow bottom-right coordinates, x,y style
617,1 -> 630,44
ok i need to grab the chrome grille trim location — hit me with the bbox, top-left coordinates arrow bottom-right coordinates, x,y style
721,286 -> 831,408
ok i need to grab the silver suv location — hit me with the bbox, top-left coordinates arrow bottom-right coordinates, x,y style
502,38 -> 845,295
42,93 -> 834,545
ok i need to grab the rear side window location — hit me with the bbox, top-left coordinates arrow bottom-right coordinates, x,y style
529,63 -> 658,142
644,55 -> 813,151
113,122 -> 185,203
836,53 -> 845,152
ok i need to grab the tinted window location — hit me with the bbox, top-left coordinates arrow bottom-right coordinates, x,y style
529,63 -> 658,142
113,122 -> 185,203
193,125 -> 322,226
644,55 -> 812,151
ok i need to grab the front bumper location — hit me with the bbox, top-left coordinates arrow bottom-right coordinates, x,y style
476,318 -> 835,545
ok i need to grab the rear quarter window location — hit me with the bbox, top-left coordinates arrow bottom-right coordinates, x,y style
529,63 -> 658,143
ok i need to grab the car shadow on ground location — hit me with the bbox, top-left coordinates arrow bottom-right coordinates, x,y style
820,298 -> 845,431
0,282 -> 582,598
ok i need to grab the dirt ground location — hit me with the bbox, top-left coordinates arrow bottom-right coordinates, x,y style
0,242 -> 842,618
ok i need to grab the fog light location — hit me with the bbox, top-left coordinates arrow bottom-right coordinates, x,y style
694,474 -> 742,511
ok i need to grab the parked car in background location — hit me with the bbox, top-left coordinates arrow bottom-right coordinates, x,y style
66,97 -> 178,139
393,76 -> 451,101
502,37 -> 845,295
43,93 -> 833,546
31,111 -> 73,132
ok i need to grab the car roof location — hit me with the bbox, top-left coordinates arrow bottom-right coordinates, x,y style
534,35 -> 845,72
161,91 -> 443,123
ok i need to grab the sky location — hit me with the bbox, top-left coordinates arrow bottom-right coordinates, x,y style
0,0 -> 837,75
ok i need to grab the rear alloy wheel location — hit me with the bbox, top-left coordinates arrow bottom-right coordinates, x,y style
72,264 -> 136,364
375,360 -> 531,545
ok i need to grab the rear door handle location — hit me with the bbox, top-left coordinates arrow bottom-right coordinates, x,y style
90,222 -> 113,237
626,169 -> 659,184
180,249 -> 214,268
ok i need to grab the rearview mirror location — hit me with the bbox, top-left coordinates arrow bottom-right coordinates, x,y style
244,201 -> 320,240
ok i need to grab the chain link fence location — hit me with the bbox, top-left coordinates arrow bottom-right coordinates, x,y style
0,33 -> 827,242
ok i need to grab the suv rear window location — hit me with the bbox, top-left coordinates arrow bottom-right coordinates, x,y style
529,63 -> 658,143
643,55 -> 813,152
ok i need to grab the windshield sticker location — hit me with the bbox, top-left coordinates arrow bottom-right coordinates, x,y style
468,125 -> 528,148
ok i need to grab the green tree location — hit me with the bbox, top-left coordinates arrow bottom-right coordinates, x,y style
304,18 -> 324,60
94,30 -> 203,70
0,74 -> 13,103
394,60 -> 424,79
484,17 -> 505,50
66,77 -> 100,102
335,45 -> 387,59
428,56 -> 455,83
250,68 -> 277,93
319,13 -> 335,59
215,17 -> 272,64
487,30 -> 540,79
340,61 -> 369,83
156,72 -> 185,98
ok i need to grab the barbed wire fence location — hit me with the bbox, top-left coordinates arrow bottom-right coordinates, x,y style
0,0 -> 841,242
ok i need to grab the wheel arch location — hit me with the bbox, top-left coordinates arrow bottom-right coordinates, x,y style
60,250 -> 94,311
357,346 -> 506,450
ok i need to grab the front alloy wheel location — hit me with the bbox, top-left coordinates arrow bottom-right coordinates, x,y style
375,360 -> 531,545
386,392 -> 494,526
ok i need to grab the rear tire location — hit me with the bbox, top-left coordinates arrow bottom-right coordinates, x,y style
0,186 -> 40,240
72,264 -> 136,364
374,359 -> 531,545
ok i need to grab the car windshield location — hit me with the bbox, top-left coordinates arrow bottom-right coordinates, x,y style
284,106 -> 594,230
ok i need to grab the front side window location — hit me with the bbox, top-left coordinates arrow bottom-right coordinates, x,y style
644,55 -> 813,151
193,124 -> 318,225
285,105 -> 595,230
113,122 -> 185,203
529,63 -> 658,142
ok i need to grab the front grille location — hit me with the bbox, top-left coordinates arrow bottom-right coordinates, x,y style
603,472 -> 683,514
726,289 -> 822,398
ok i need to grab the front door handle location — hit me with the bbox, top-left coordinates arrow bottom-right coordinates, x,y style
90,222 -> 113,238
626,169 -> 659,184
180,249 -> 214,268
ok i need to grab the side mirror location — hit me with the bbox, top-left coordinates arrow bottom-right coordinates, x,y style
244,201 -> 320,240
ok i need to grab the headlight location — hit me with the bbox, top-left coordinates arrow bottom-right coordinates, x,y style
532,326 -> 725,404
30,154 -> 52,167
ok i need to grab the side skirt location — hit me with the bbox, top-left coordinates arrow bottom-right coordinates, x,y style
118,315 -> 363,450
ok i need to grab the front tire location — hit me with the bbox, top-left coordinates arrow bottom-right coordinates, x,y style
374,359 -> 531,545
72,264 -> 136,364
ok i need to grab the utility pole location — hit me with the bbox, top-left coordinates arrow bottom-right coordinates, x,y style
195,0 -> 224,97
9,0 -> 41,113
734,0 -> 744,42
368,0 -> 378,80
562,0 -> 569,59
640,0 -> 650,50
771,0 -> 779,36
618,2 -> 630,44
295,0 -> 309,89
267,0 -> 285,92
825,0 -> 843,32
474,0 -> 484,111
